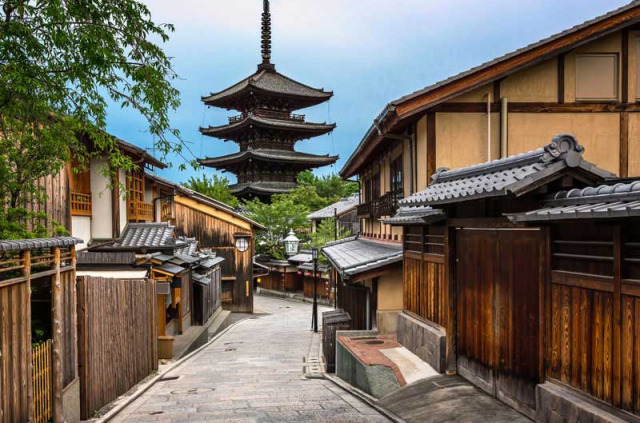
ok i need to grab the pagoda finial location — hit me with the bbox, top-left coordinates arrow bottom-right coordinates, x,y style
260,0 -> 273,68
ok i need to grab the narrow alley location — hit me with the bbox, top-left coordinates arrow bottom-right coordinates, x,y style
108,296 -> 391,423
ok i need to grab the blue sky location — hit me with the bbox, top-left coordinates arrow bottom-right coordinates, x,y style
106,0 -> 629,184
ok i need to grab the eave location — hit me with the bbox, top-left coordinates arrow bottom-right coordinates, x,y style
199,115 -> 336,142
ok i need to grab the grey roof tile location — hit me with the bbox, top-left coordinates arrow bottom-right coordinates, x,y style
384,206 -> 445,226
308,195 -> 360,220
200,115 -> 335,140
0,237 -> 82,252
229,181 -> 298,195
322,237 -> 402,279
200,149 -> 338,167
397,135 -> 613,208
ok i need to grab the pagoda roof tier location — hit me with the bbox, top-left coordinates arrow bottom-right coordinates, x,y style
202,68 -> 333,111
229,181 -> 298,196
199,149 -> 338,170
199,114 -> 335,143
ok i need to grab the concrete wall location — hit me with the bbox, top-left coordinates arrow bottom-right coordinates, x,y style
63,378 -> 80,423
90,157 -> 113,239
71,216 -> 91,250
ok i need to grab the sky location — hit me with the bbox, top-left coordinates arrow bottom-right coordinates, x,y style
105,0 -> 630,184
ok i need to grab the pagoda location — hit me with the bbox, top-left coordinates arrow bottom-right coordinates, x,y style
199,0 -> 338,202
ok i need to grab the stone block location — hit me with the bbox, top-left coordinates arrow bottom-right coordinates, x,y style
396,312 -> 446,373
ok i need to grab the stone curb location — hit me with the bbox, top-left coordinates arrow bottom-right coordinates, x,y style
91,317 -> 251,423
324,373 -> 408,423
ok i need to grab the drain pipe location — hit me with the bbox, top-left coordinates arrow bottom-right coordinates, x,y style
501,97 -> 509,158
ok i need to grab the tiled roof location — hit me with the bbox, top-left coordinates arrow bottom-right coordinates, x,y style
297,262 -> 331,273
174,237 -> 198,256
117,223 -> 178,249
322,236 -> 403,279
385,206 -> 445,226
202,68 -> 332,109
0,237 -> 82,252
288,251 -> 313,263
200,115 -> 335,141
197,256 -> 225,270
508,180 -> 640,222
199,149 -> 338,168
398,135 -> 613,208
229,181 -> 298,196
308,195 -> 360,220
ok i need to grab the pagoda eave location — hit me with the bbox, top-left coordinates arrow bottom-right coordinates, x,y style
198,150 -> 339,170
199,117 -> 336,141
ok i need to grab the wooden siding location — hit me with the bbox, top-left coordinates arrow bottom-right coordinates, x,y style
77,277 -> 158,420
547,223 -> 640,417
337,280 -> 369,330
261,271 -> 301,292
0,277 -> 31,423
303,276 -> 330,301
193,268 -> 221,326
173,202 -> 253,313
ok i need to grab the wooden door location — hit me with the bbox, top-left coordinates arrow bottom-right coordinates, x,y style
456,228 -> 541,417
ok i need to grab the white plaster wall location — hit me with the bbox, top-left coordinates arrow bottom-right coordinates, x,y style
71,216 -> 91,250
118,169 -> 128,233
90,158 -> 113,239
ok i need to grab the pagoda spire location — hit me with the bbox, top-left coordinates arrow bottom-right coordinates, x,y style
260,0 -> 273,69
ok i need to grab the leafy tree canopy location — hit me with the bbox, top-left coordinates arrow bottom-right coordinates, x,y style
297,170 -> 359,201
0,0 -> 184,238
184,174 -> 239,208
306,218 -> 351,264
242,195 -> 309,260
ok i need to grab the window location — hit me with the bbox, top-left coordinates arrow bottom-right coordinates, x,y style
390,156 -> 404,201
636,38 -> 640,100
365,173 -> 380,202
575,54 -> 618,101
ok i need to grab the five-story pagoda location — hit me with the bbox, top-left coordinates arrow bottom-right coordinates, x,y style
199,0 -> 338,202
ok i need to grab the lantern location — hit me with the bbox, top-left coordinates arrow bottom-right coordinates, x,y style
283,230 -> 300,256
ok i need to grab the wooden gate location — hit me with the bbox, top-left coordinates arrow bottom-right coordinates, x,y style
337,280 -> 370,330
456,228 -> 542,417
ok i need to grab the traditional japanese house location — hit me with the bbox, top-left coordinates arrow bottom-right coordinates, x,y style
298,261 -> 332,304
198,0 -> 338,202
259,259 -> 303,294
146,174 -> 265,313
308,194 -> 360,236
385,135 -> 640,421
334,0 -> 640,361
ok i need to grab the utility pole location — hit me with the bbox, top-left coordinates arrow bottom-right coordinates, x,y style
311,248 -> 319,332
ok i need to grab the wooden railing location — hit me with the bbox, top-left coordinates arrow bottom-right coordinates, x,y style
128,200 -> 153,222
228,109 -> 305,124
357,201 -> 373,218
376,191 -> 399,217
160,198 -> 173,222
32,340 -> 53,423
70,191 -> 92,216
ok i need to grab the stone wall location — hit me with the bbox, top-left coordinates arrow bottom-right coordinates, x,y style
396,312 -> 446,373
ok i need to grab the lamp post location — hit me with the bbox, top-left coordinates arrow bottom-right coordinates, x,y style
311,248 -> 319,333
283,230 -> 300,257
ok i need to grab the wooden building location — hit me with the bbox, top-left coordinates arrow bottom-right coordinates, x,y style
147,175 -> 264,313
308,194 -> 360,236
386,135 -> 640,422
198,0 -> 337,202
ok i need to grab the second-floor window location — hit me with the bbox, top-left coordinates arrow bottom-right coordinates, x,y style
390,156 -> 404,201
365,172 -> 380,202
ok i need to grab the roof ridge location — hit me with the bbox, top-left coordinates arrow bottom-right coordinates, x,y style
547,180 -> 640,205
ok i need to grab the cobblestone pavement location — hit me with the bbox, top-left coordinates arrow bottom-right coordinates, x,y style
110,295 -> 391,423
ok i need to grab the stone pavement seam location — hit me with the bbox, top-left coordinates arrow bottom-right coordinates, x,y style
93,317 -> 253,423
324,374 -> 407,423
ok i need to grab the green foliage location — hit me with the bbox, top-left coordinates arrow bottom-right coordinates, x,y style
272,185 -> 331,211
297,170 -> 359,201
242,196 -> 309,259
184,174 -> 239,208
307,219 -> 351,264
0,0 -> 185,238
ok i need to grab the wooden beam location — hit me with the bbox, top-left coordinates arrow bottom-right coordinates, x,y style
493,78 -> 502,102
445,226 -> 457,374
396,6 -> 640,118
51,247 -> 64,423
21,250 -> 33,423
426,112 -> 436,185
430,101 -> 640,113
622,28 -> 630,104
558,54 -> 565,103
612,226 -> 622,407
111,168 -> 121,239
621,111 -> 629,178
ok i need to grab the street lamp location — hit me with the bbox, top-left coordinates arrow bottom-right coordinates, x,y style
283,230 -> 300,256
311,248 -> 319,333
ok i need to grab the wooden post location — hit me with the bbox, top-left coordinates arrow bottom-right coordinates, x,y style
22,250 -> 33,423
51,247 -> 64,423
613,226 -> 622,407
445,226 -> 457,375
70,247 -> 78,381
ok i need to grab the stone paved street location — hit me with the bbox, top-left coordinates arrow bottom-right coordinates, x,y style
110,295 -> 390,423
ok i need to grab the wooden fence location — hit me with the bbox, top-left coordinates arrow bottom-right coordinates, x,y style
77,277 -> 158,420
32,340 -> 52,423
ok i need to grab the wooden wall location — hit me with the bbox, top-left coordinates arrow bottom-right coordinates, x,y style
23,166 -> 71,232
548,223 -> 640,417
261,271 -> 301,292
77,277 -> 158,420
0,278 -> 31,423
402,225 -> 447,327
303,276 -> 330,301
193,268 -> 221,326
337,281 -> 369,330
61,270 -> 78,387
173,201 -> 253,313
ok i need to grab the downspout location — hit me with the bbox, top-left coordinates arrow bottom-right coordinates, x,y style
501,97 -> 509,158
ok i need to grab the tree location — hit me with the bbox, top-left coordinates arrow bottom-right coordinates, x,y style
272,184 -> 332,212
307,218 -> 351,263
297,170 -> 359,201
242,196 -> 309,259
0,0 -> 184,237
184,174 -> 239,208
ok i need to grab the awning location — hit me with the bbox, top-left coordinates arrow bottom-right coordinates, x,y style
193,274 -> 211,285
385,205 -> 445,226
76,269 -> 148,279
322,236 -> 403,280
155,263 -> 186,277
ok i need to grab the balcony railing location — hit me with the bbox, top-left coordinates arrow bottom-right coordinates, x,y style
70,191 -> 92,216
228,109 -> 306,124
160,198 -> 173,222
357,202 -> 373,218
128,200 -> 154,222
